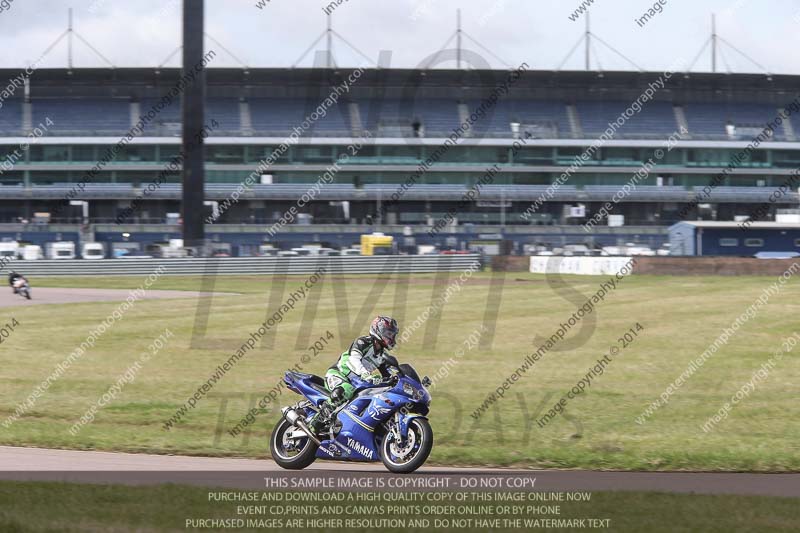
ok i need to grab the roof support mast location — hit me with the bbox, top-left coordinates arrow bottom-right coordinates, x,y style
585,13 -> 590,70
67,8 -> 73,69
457,9 -> 462,69
424,10 -> 511,69
685,12 -> 768,74
557,11 -> 640,71
35,8 -> 114,69
292,13 -> 377,68
326,13 -> 333,68
711,14 -> 717,73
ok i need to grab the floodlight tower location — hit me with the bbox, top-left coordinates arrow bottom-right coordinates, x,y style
181,0 -> 206,253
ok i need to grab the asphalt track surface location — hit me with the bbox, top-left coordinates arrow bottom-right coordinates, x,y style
0,447 -> 798,496
0,287 -> 224,307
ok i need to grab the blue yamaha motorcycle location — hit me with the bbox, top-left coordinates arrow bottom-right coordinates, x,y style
270,356 -> 433,473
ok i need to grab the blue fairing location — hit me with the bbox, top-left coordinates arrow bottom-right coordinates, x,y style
284,371 -> 329,407
284,371 -> 429,462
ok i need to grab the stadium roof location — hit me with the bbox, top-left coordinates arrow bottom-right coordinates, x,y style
15,68 -> 799,103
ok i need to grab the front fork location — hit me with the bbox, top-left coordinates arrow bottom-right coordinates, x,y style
390,412 -> 403,444
394,412 -> 427,443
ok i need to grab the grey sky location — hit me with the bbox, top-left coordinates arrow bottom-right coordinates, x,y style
0,0 -> 797,74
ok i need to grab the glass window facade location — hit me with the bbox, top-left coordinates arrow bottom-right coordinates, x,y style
13,142 -> 799,189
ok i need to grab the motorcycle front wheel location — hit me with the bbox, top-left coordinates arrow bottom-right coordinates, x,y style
380,418 -> 433,474
270,418 -> 318,470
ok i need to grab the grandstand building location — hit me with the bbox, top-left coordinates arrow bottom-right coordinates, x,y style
1,67 -> 799,255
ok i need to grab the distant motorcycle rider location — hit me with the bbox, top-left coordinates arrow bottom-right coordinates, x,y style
312,316 -> 399,430
8,271 -> 26,293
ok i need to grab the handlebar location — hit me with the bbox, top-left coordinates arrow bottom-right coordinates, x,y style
353,374 -> 399,393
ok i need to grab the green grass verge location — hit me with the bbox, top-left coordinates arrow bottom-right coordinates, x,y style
1,272 -> 798,470
0,481 -> 798,532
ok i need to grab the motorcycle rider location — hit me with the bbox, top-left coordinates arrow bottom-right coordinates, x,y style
8,271 -> 26,294
311,316 -> 399,431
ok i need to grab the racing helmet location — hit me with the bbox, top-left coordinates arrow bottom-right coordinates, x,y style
369,316 -> 399,350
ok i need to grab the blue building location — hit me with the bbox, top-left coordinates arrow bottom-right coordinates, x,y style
669,221 -> 800,256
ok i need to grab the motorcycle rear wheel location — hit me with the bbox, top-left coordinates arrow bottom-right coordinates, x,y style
270,418 -> 318,470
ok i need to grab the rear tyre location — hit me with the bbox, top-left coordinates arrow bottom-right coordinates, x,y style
270,418 -> 318,470
380,418 -> 433,474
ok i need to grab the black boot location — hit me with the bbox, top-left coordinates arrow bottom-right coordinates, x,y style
309,401 -> 335,433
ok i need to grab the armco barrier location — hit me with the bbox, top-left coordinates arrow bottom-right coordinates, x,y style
6,255 -> 482,276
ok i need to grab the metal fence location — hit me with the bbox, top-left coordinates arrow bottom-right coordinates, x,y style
8,255 -> 482,276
